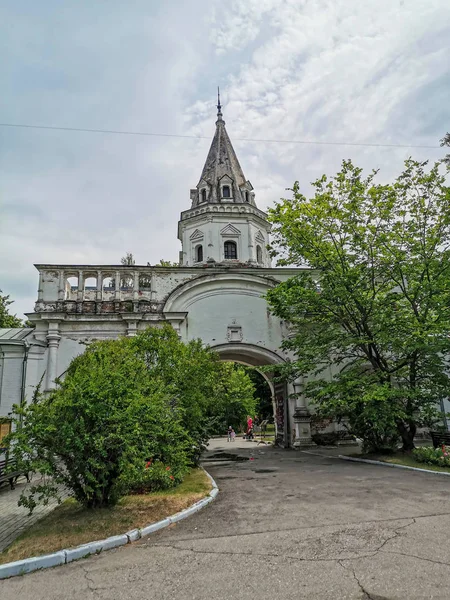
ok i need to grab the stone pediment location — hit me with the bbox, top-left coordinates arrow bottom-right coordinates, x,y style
196,178 -> 208,190
218,174 -> 234,184
220,223 -> 241,237
189,229 -> 204,241
255,230 -> 265,243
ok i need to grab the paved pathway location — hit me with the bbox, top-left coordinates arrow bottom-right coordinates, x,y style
2,440 -> 450,599
0,475 -> 68,552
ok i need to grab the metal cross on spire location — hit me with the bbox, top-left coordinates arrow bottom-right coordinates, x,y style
217,87 -> 223,120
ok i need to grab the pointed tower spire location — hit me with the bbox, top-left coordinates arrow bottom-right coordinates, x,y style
191,91 -> 255,206
217,87 -> 223,121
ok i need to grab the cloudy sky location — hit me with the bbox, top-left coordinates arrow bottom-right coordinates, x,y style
1,0 -> 449,319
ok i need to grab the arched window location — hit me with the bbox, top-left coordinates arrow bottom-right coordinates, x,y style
256,245 -> 262,263
245,191 -> 249,202
224,240 -> 237,260
222,185 -> 231,198
201,189 -> 207,203
195,245 -> 203,262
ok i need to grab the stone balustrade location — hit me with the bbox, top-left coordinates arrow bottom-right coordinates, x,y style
35,266 -> 160,314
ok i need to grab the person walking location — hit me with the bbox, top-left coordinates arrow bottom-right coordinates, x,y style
246,415 -> 254,440
227,425 -> 233,442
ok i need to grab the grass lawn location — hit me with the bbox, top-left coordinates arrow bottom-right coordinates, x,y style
359,452 -> 450,474
0,468 -> 211,565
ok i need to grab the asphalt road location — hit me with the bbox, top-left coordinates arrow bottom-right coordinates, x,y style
2,439 -> 450,599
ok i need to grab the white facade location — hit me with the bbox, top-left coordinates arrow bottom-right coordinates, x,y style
0,330 -> 46,440
178,206 -> 271,267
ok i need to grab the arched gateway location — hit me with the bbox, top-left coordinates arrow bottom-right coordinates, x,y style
6,96 -> 314,448
162,271 -> 290,444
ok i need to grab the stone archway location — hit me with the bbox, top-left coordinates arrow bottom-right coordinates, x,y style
210,343 -> 290,447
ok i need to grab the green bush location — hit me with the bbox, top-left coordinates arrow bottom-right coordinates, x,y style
413,445 -> 450,467
124,460 -> 183,494
130,327 -> 257,455
8,335 -> 192,511
7,325 -> 261,512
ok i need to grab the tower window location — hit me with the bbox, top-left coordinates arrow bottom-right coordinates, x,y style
222,185 -> 231,198
224,240 -> 237,260
195,245 -> 203,262
245,191 -> 249,202
256,245 -> 262,263
201,189 -> 207,203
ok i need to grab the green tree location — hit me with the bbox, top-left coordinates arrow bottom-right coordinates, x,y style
7,325 -> 235,511
155,259 -> 179,267
441,132 -> 450,167
0,290 -> 23,328
208,363 -> 257,433
131,326 -> 229,456
266,158 -> 450,452
245,368 -> 273,422
7,336 -> 191,511
121,252 -> 135,266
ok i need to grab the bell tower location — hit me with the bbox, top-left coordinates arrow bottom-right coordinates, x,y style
177,91 -> 271,267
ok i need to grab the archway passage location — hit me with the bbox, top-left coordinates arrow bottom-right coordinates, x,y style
212,343 -> 289,447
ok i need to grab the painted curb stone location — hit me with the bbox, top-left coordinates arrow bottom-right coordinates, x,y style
0,551 -> 66,579
339,455 -> 450,476
64,540 -> 105,564
0,469 -> 218,579
140,518 -> 171,537
101,534 -> 128,551
126,529 -> 141,543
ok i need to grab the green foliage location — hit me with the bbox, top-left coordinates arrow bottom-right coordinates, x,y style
267,158 -> 450,451
0,290 -> 23,328
6,325 -> 266,511
7,332 -> 194,511
207,363 -> 257,433
413,445 -> 450,467
245,368 -> 274,422
123,460 -> 183,494
130,327 -> 223,457
121,252 -> 135,266
441,132 -> 450,167
155,259 -> 179,267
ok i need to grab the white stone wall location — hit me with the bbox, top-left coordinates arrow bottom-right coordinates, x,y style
0,343 -> 47,419
178,206 -> 271,267
0,348 -> 23,418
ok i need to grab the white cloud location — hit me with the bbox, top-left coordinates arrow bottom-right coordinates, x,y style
0,0 -> 449,318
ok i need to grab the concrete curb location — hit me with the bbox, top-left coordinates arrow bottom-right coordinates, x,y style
0,468 -> 218,580
339,455 -> 450,476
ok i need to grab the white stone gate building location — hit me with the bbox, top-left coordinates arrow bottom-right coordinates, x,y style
1,101 -> 314,447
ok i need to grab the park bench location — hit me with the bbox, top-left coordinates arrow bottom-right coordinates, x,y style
430,431 -> 450,449
0,457 -> 29,490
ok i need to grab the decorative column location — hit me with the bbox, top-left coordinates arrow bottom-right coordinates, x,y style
293,377 -> 313,447
58,270 -> 65,301
96,271 -> 103,301
46,322 -> 61,391
164,313 -> 187,339
122,315 -> 142,337
133,271 -> 139,301
77,271 -> 84,302
37,271 -> 44,301
115,271 -> 121,301
247,220 -> 255,262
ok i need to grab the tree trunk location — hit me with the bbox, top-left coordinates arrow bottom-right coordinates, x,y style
397,419 -> 416,452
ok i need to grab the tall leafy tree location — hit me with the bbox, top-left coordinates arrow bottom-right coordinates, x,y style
0,290 -> 23,328
266,158 -> 450,451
